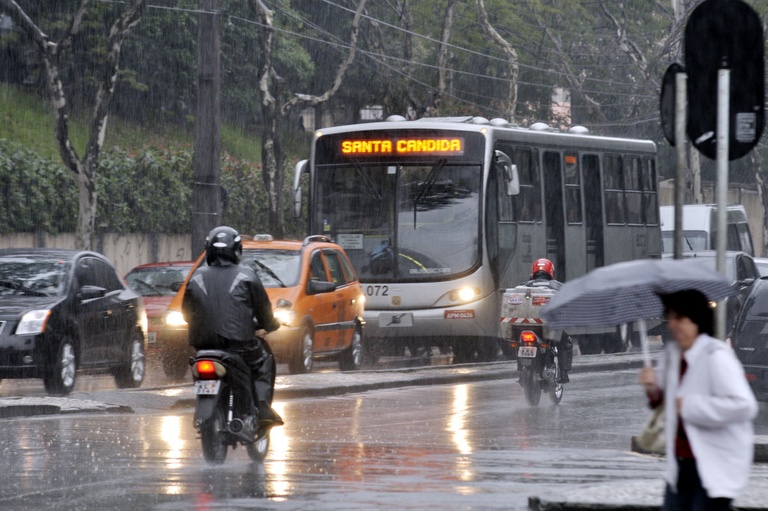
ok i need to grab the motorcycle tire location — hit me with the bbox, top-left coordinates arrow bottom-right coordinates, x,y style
522,367 -> 541,406
200,400 -> 229,464
247,429 -> 270,462
549,357 -> 564,405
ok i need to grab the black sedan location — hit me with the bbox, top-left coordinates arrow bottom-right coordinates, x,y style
0,249 -> 147,395
731,276 -> 768,401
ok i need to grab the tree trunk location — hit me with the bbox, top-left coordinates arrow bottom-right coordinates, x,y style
1,0 -> 146,250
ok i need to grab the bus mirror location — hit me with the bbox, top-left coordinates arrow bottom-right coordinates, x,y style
494,150 -> 519,196
293,159 -> 308,219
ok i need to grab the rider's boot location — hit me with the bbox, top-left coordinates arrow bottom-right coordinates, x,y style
258,401 -> 284,427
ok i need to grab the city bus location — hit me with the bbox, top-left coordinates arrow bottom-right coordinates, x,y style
292,116 -> 661,361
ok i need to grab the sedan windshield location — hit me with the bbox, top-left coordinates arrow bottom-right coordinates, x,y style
315,163 -> 481,282
0,255 -> 70,297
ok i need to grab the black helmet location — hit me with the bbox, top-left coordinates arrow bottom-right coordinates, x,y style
205,226 -> 242,264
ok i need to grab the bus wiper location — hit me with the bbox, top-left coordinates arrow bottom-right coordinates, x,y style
413,159 -> 447,228
251,259 -> 285,288
683,235 -> 694,251
352,160 -> 383,202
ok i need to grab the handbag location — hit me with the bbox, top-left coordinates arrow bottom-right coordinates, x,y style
635,404 -> 665,455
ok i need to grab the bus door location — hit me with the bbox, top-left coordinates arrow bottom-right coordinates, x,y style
581,154 -> 605,272
562,152 -> 587,279
542,151 -> 566,280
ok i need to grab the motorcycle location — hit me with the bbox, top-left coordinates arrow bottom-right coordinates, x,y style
501,284 -> 572,407
191,349 -> 270,463
513,328 -> 569,406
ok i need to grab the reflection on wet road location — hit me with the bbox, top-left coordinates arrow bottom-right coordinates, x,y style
0,370 -> 766,510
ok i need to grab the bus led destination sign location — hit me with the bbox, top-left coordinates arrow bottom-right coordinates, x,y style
340,137 -> 464,156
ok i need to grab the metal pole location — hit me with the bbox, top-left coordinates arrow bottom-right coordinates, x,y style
715,68 -> 730,341
674,72 -> 687,259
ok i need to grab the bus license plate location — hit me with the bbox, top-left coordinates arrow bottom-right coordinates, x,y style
194,380 -> 221,395
518,346 -> 537,358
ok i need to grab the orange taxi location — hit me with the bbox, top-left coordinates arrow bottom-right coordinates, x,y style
166,235 -> 365,374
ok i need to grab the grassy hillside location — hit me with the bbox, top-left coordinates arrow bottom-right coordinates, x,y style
0,82 -> 270,163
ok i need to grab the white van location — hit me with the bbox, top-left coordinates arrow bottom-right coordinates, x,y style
659,204 -> 754,256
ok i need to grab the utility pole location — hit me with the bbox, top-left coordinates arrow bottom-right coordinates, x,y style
191,0 -> 221,256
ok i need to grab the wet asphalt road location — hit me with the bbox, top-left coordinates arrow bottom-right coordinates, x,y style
1,361 -> 768,511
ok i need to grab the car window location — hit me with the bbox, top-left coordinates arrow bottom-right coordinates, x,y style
241,249 -> 301,288
746,283 -> 768,317
324,250 -> 347,285
308,251 -> 327,281
0,255 -> 69,297
78,257 -> 122,292
126,266 -> 191,296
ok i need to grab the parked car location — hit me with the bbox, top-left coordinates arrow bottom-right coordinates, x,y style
0,248 -> 147,395
124,261 -> 195,379
652,251 -> 759,340
729,277 -> 768,401
754,257 -> 768,277
166,234 -> 365,374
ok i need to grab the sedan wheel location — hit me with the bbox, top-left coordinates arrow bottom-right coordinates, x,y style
44,338 -> 77,396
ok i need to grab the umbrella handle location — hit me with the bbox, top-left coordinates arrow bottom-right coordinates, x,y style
637,318 -> 651,368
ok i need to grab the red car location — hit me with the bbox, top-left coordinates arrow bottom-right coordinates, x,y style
125,261 -> 196,379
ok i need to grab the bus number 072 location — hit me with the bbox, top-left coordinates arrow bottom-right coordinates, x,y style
366,285 -> 388,296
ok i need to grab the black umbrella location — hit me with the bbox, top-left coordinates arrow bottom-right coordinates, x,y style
540,258 -> 736,365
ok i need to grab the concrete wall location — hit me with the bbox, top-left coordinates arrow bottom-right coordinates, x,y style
0,233 -> 194,276
658,180 -> 764,256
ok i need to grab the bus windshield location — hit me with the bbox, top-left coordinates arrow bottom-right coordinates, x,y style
315,162 -> 482,282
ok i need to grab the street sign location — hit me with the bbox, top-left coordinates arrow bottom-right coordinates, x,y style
684,0 -> 764,160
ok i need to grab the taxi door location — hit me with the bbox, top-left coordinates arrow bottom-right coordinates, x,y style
322,249 -> 353,350
307,250 -> 339,352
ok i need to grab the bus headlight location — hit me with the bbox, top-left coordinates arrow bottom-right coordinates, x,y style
165,310 -> 188,327
450,287 -> 480,303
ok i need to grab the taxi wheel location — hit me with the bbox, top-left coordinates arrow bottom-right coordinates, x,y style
288,326 -> 314,374
339,326 -> 363,371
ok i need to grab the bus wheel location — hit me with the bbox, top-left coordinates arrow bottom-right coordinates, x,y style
602,332 -> 628,354
576,336 -> 601,355
452,342 -> 475,364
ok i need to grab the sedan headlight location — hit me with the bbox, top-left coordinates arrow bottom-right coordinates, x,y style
273,308 -> 295,327
165,310 -> 188,327
17,310 -> 51,335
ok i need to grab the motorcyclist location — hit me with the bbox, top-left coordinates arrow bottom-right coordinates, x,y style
523,258 -> 571,383
182,226 -> 283,430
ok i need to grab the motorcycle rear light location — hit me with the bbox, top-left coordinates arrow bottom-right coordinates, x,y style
521,331 -> 537,344
193,360 -> 227,379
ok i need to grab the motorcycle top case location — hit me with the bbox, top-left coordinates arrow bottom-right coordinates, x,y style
500,285 -> 563,341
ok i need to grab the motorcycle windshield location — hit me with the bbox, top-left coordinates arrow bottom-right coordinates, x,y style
314,162 -> 482,282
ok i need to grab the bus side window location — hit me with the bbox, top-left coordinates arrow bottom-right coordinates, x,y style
564,152 -> 582,224
512,147 -> 541,222
624,157 -> 643,225
642,158 -> 659,224
603,154 -> 626,224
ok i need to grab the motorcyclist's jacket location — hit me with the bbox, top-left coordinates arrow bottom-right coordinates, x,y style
183,259 -> 280,349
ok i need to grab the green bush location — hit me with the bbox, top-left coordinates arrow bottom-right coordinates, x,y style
0,139 -> 300,237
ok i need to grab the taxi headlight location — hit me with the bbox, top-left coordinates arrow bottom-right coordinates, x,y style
273,308 -> 295,327
165,310 -> 188,327
17,310 -> 51,335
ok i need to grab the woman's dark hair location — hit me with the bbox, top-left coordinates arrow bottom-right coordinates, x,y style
660,289 -> 714,336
